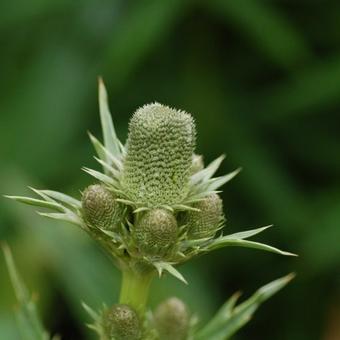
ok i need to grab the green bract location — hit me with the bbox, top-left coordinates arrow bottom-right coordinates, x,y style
121,103 -> 195,207
5,79 -> 296,340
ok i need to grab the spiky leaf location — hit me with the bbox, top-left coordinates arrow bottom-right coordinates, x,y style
2,244 -> 50,340
195,274 -> 295,340
98,77 -> 121,159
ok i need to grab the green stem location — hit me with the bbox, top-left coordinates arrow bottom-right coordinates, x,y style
119,269 -> 154,313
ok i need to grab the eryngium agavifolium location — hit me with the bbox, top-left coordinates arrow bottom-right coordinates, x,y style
184,193 -> 224,239
134,209 -> 177,258
121,103 -> 195,207
104,304 -> 141,340
81,184 -> 124,230
154,297 -> 190,340
5,80 -> 296,340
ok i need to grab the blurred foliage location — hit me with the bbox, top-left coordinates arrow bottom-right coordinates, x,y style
0,1 -> 339,339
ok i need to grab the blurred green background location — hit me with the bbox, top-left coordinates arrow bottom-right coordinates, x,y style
1,0 -> 340,339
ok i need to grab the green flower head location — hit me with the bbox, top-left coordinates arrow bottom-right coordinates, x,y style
184,193 -> 224,239
81,184 -> 124,230
134,209 -> 177,258
154,297 -> 190,340
121,103 -> 196,207
103,304 -> 141,340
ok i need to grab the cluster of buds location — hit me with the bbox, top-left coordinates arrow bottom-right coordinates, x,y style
7,79 -> 295,340
79,100 -> 230,273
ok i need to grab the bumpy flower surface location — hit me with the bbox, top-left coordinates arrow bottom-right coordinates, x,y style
121,103 -> 196,206
184,193 -> 224,239
154,297 -> 190,340
134,209 -> 177,258
81,184 -> 124,230
104,304 -> 141,340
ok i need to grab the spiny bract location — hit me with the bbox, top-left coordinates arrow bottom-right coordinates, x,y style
82,184 -> 124,230
121,103 -> 195,207
134,209 -> 178,258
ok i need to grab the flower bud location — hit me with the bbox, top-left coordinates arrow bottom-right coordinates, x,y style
154,297 -> 190,340
122,103 -> 196,206
184,193 -> 224,239
190,154 -> 204,175
81,184 -> 124,230
104,304 -> 141,340
135,209 -> 177,258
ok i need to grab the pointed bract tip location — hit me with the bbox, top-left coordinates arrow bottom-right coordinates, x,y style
283,251 -> 298,257
98,77 -> 107,97
284,272 -> 296,282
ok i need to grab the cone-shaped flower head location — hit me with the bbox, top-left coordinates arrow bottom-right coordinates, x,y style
81,184 -> 124,230
104,304 -> 141,340
122,103 -> 196,206
134,209 -> 177,258
184,193 -> 224,239
154,297 -> 190,340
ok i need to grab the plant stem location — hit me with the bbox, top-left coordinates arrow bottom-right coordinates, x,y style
119,269 -> 154,313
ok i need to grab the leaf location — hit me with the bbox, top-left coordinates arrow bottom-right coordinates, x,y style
98,77 -> 121,159
28,187 -> 80,209
189,168 -> 241,201
82,167 -> 116,186
223,225 -> 273,240
204,168 -> 242,192
195,273 -> 295,340
82,302 -> 100,321
153,262 -> 188,285
37,190 -> 81,209
6,190 -> 83,227
82,302 -> 106,338
37,211 -> 83,227
88,132 -> 107,165
196,292 -> 241,339
205,237 -> 297,256
94,157 -> 120,178
172,204 -> 201,212
191,155 -> 226,185
88,133 -> 123,169
4,195 -> 64,212
2,243 -> 50,340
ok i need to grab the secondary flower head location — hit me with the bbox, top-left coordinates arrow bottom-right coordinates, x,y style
134,209 -> 178,258
104,304 -> 141,340
81,184 -> 124,230
154,297 -> 190,340
183,193 -> 224,239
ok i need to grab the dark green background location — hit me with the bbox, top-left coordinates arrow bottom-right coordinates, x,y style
1,1 -> 339,339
